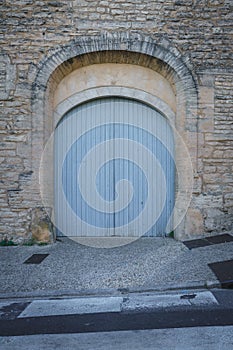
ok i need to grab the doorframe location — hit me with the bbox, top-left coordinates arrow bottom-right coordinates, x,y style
54,87 -> 175,128
40,87 -> 193,241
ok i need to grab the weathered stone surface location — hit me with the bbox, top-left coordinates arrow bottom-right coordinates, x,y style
184,207 -> 205,238
0,1 -> 232,241
30,207 -> 54,243
0,54 -> 16,100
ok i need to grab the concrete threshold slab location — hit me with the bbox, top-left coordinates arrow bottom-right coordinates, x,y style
18,296 -> 123,318
123,291 -> 218,311
17,291 -> 218,319
70,237 -> 138,248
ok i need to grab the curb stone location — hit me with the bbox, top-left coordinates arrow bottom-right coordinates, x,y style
0,280 -> 221,301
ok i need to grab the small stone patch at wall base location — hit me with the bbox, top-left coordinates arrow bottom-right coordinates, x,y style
30,207 -> 54,243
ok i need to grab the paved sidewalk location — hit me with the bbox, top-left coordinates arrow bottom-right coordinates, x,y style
1,327 -> 233,350
0,237 -> 233,298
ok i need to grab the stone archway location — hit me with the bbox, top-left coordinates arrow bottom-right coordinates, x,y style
32,32 -> 198,241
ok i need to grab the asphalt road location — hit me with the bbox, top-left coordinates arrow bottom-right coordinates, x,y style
0,289 -> 233,349
1,326 -> 233,350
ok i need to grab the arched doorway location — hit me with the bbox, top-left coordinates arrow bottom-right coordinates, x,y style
36,34 -> 196,243
54,97 -> 175,238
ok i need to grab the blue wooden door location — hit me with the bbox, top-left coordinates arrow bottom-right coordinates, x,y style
55,97 -> 175,237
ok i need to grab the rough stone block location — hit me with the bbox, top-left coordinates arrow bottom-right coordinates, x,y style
30,207 -> 54,243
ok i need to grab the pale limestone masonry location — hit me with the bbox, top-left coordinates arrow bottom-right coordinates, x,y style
0,0 -> 232,243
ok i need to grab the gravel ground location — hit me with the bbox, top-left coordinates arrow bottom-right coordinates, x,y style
0,237 -> 232,296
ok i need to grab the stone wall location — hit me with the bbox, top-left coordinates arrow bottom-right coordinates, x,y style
0,0 -> 232,242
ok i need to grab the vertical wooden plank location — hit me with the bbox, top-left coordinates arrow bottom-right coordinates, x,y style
55,97 -> 175,238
